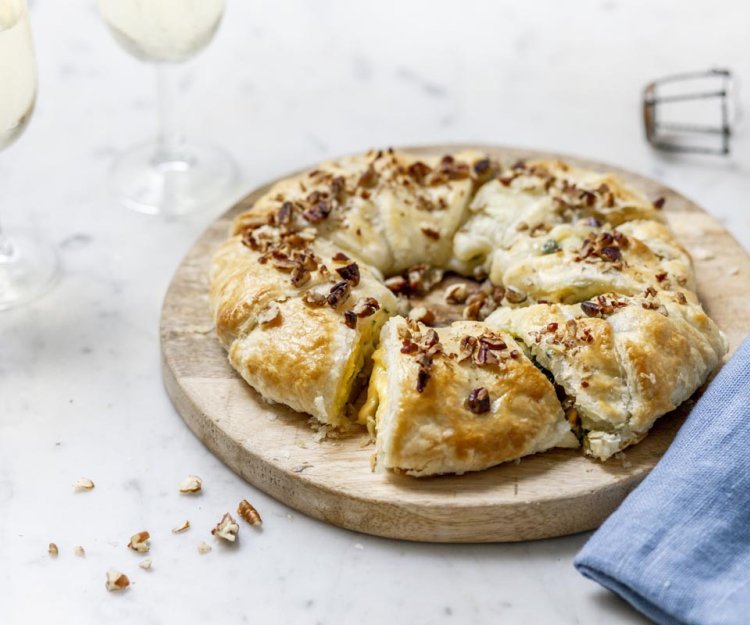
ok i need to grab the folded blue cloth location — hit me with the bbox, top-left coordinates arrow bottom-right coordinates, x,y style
574,335 -> 750,625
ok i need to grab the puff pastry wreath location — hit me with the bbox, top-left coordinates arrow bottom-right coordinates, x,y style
209,149 -> 727,477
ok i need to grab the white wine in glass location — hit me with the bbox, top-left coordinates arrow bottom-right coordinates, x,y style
97,0 -> 237,216
0,0 -> 60,310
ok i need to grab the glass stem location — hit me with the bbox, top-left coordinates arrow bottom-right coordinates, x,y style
0,221 -> 13,259
155,64 -> 187,165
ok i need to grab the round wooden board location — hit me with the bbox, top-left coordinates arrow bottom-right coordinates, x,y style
160,145 -> 750,543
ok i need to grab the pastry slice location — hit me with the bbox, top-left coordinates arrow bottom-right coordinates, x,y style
452,159 -> 665,276
494,219 -> 694,304
371,150 -> 491,272
486,293 -> 727,459
232,153 -> 397,274
211,235 -> 397,426
231,149 -> 493,276
359,318 -> 578,476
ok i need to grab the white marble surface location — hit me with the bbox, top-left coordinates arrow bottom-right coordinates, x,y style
1,0 -> 749,623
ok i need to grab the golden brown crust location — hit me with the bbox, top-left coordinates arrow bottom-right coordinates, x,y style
371,319 -> 576,476
486,293 -> 727,459
209,148 -> 727,473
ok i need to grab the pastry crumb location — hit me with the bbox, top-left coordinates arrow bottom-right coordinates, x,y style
197,542 -> 212,554
48,543 -> 59,557
178,475 -> 202,494
138,558 -> 153,570
354,543 -> 364,550
172,520 -> 190,534
73,545 -> 85,557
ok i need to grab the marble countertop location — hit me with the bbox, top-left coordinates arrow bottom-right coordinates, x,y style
1,0 -> 748,623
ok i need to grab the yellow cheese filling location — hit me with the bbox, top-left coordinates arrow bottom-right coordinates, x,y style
331,316 -> 385,422
358,345 -> 386,436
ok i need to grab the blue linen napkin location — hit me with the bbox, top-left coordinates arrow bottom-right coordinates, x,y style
574,335 -> 750,625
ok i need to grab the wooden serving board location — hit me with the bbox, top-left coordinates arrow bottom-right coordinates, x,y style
160,145 -> 750,543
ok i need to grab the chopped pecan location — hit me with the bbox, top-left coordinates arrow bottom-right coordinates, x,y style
407,161 -> 432,183
416,368 -> 430,393
384,275 -> 409,294
336,262 -> 361,286
352,297 -> 380,318
445,283 -> 469,304
343,310 -> 357,329
302,201 -> 332,224
278,201 -> 293,226
466,388 -> 490,414
237,500 -> 263,526
358,165 -> 379,188
327,281 -> 352,308
212,513 -> 239,542
457,335 -> 478,362
580,301 -> 601,317
290,264 -> 311,287
408,305 -> 435,325
504,287 -> 527,304
302,289 -> 327,307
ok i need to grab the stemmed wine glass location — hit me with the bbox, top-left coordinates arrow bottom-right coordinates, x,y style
96,0 -> 237,216
0,0 -> 60,310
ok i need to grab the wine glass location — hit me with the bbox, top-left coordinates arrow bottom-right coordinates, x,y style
0,0 -> 60,311
97,0 -> 237,216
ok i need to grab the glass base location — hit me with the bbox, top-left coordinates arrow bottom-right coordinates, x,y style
0,230 -> 61,311
110,142 -> 239,216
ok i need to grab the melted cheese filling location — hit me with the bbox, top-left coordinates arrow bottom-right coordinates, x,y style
332,317 -> 384,420
358,345 -> 386,436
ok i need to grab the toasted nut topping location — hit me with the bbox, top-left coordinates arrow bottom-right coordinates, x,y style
212,513 -> 239,542
358,165 -> 379,188
332,252 -> 350,262
138,558 -> 153,570
172,520 -> 190,534
327,281 -> 352,309
128,531 -> 150,553
421,227 -> 440,240
178,475 -> 202,494
335,262 -> 361,286
302,289 -> 327,307
352,297 -> 380,318
384,275 -> 409,294
581,301 -> 601,317
343,310 -> 357,329
675,292 -> 688,305
72,477 -> 95,491
408,305 -> 435,325
258,302 -> 282,328
416,368 -> 430,393
467,388 -> 491,414
48,543 -> 59,557
444,283 -> 468,304
238,500 -> 263,526
105,570 -> 130,592
197,542 -> 212,554
504,287 -> 527,304
653,197 -> 666,209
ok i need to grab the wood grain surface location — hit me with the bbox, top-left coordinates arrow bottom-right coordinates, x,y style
160,145 -> 750,543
